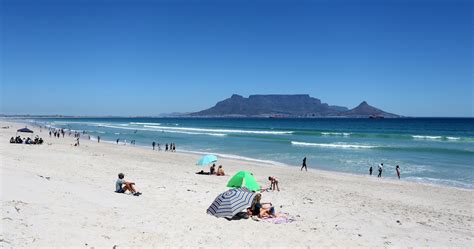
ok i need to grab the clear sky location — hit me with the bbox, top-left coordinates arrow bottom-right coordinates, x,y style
1,0 -> 472,117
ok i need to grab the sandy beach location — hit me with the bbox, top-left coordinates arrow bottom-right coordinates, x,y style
0,120 -> 473,248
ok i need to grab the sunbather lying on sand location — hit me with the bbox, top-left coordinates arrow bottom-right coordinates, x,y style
196,170 -> 210,175
115,173 -> 141,196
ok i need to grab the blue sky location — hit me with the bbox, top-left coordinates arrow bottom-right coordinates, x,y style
1,0 -> 472,117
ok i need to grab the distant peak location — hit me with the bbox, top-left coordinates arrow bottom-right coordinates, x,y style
359,101 -> 369,106
230,94 -> 243,99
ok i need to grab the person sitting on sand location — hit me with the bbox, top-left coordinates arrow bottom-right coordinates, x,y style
115,173 -> 141,196
216,165 -> 225,176
10,137 -> 15,143
210,164 -> 216,175
268,176 -> 280,191
247,193 -> 275,218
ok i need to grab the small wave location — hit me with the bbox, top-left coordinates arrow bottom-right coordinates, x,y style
321,132 -> 351,136
161,130 -> 226,137
130,122 -> 161,126
446,136 -> 461,140
412,135 -> 443,140
101,125 -> 226,137
143,125 -> 293,135
404,177 -> 474,189
291,141 -> 375,149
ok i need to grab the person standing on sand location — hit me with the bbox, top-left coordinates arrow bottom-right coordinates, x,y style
301,157 -> 307,171
165,143 -> 168,151
116,138 -> 119,144
98,136 -> 100,143
369,166 -> 373,176
152,141 -> 156,150
396,165 -> 401,179
378,163 -> 383,178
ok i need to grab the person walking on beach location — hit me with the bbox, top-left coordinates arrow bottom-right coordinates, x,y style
165,143 -> 168,151
152,141 -> 156,150
172,143 -> 176,152
116,138 -> 119,144
369,166 -> 373,176
98,136 -> 100,143
396,165 -> 401,179
378,163 -> 383,178
301,157 -> 307,171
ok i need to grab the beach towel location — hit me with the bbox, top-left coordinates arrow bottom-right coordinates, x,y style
254,212 -> 296,224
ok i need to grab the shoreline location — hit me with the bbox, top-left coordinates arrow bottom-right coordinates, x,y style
1,120 -> 473,247
11,118 -> 474,190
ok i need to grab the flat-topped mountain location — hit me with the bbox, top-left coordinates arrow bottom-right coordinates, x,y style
191,94 -> 399,118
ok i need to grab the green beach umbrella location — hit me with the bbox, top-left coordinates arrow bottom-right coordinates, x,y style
197,155 -> 217,167
227,171 -> 261,192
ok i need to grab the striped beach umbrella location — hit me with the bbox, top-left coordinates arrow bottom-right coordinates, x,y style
207,187 -> 257,218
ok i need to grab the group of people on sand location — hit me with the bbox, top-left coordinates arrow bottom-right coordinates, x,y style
151,141 -> 176,152
246,193 -> 279,219
49,128 -> 65,138
369,163 -> 401,179
197,164 -> 225,176
10,136 -> 44,145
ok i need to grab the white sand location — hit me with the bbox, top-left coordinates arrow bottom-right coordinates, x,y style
1,121 -> 473,248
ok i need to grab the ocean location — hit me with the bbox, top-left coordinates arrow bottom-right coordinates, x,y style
23,117 -> 474,189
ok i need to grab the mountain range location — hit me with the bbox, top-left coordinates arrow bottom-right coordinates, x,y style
190,94 -> 399,118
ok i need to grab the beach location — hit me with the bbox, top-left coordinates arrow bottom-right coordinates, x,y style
1,120 -> 473,248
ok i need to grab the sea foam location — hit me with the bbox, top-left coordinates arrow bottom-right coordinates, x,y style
143,125 -> 293,135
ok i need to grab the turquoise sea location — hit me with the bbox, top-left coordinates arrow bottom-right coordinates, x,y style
24,118 -> 474,189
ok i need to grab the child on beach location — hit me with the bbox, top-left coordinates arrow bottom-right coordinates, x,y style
115,173 -> 141,196
268,176 -> 280,191
396,165 -> 401,179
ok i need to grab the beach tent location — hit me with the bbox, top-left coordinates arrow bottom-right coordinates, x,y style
197,155 -> 217,167
227,171 -> 261,192
207,187 -> 256,218
17,127 -> 34,133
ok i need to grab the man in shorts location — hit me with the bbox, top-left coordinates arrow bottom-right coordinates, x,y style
115,173 -> 141,196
